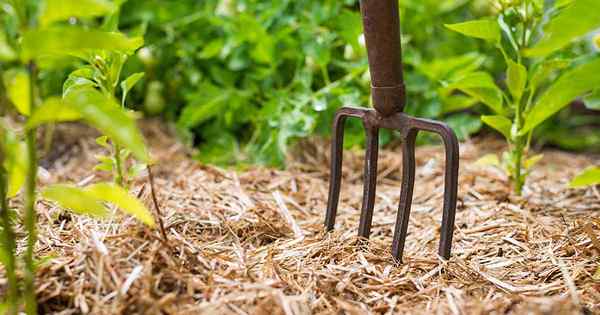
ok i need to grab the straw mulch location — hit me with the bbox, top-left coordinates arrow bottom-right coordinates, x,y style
6,122 -> 600,314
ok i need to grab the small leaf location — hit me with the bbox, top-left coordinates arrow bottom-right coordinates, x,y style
3,69 -> 30,116
120,72 -> 144,105
21,27 -> 143,61
85,183 -> 155,226
26,97 -> 82,129
65,88 -> 150,162
481,115 -> 512,140
447,72 -> 506,114
95,136 -> 110,149
40,0 -> 116,26
445,19 -> 501,43
524,154 -> 544,169
569,167 -> 600,188
2,131 -> 27,198
506,60 -> 527,101
42,184 -> 110,217
521,57 -> 600,134
525,0 -> 600,57
475,154 -> 500,167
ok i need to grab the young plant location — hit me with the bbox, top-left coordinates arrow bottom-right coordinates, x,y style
0,0 -> 156,313
445,0 -> 600,195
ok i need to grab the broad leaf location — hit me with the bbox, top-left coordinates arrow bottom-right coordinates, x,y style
445,19 -> 501,43
526,0 -> 600,57
26,97 -> 82,129
569,167 -> 600,188
3,69 -> 30,116
42,184 -> 110,217
445,113 -> 482,140
85,183 -> 155,227
40,0 -> 116,26
481,115 -> 512,140
2,130 -> 27,198
120,72 -> 144,105
65,89 -> 150,162
446,72 -> 506,114
21,27 -> 143,61
441,95 -> 477,114
506,60 -> 527,101
529,59 -> 571,91
521,57 -> 600,134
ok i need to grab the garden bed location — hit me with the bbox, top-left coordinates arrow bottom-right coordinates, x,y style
26,123 -> 600,314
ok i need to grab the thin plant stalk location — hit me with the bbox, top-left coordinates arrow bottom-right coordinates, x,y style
23,61 -> 38,315
0,166 -> 19,315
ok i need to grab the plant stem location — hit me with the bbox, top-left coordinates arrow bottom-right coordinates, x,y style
114,144 -> 124,186
0,167 -> 18,315
24,61 -> 38,315
147,164 -> 168,243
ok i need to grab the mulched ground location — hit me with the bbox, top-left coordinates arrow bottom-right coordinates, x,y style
7,122 -> 600,314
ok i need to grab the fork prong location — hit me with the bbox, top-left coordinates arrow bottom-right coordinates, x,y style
391,129 -> 417,261
324,113 -> 348,231
357,124 -> 379,239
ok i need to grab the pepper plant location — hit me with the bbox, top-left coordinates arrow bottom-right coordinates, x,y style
444,0 -> 600,195
0,0 -> 155,313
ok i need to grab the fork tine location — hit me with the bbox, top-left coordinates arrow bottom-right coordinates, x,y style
325,113 -> 348,231
357,124 -> 379,239
436,126 -> 459,259
391,129 -> 417,261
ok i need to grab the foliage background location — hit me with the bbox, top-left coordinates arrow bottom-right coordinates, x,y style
3,0 -> 599,167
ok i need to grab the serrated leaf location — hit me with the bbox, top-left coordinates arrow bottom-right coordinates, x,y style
40,0 -> 116,26
481,115 -> 512,140
3,69 -> 30,116
85,183 -> 155,226
521,57 -> 600,134
26,97 -> 82,129
42,184 -> 110,217
525,0 -> 600,57
475,154 -> 500,167
445,19 -> 501,43
21,27 -> 143,61
120,72 -> 144,105
569,167 -> 600,188
506,60 -> 527,101
65,88 -> 149,162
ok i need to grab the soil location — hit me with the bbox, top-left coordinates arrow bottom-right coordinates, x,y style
6,121 -> 600,314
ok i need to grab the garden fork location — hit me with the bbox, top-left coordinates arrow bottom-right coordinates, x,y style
324,0 -> 459,262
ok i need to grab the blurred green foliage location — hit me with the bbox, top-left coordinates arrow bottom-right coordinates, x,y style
117,0 -> 500,166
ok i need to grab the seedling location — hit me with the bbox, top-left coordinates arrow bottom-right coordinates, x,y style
445,0 -> 600,195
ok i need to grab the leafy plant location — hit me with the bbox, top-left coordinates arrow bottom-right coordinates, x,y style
0,0 -> 155,313
445,0 -> 600,195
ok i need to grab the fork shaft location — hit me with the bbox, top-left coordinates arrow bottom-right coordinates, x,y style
357,124 -> 379,238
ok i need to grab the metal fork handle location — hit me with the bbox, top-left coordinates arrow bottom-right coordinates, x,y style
360,0 -> 405,116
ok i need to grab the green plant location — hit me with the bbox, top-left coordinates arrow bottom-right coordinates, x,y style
445,0 -> 600,195
0,0 -> 155,313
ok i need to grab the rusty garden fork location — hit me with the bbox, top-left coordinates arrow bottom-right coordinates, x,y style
324,0 -> 460,262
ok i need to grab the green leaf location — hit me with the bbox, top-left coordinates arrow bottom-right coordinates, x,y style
475,154 -> 500,167
444,19 -> 501,43
441,95 -> 478,114
481,115 -> 512,140
198,39 -> 224,59
2,131 -> 27,198
21,27 -> 143,61
26,97 -> 82,129
85,183 -> 155,226
583,89 -> 600,110
40,0 -> 116,26
3,69 -> 30,116
506,60 -> 527,101
120,72 -> 144,105
95,136 -> 110,149
42,184 -> 110,217
529,59 -> 571,91
445,113 -> 482,140
0,30 -> 16,62
524,154 -> 544,170
525,0 -> 600,57
521,57 -> 600,134
65,88 -> 150,162
446,72 -> 506,114
569,167 -> 600,188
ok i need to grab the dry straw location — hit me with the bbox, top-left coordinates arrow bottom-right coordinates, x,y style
6,122 -> 600,314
